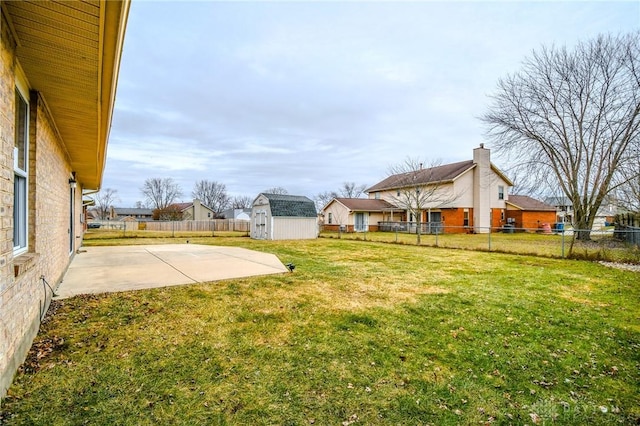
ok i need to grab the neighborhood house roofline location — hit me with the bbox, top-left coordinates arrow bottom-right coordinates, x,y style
506,195 -> 557,211
366,160 -> 513,193
329,198 -> 403,212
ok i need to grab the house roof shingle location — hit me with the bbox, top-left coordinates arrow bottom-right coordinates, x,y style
261,194 -> 317,217
113,208 -> 153,216
367,160 -> 475,192
333,198 -> 400,211
171,202 -> 192,211
507,195 -> 557,211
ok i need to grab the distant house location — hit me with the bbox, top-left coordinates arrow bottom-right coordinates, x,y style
505,195 -> 557,229
251,193 -> 318,240
222,208 -> 252,221
544,196 -> 617,228
110,207 -> 154,221
365,144 -> 513,233
321,198 -> 403,232
171,199 -> 215,220
544,196 -> 574,224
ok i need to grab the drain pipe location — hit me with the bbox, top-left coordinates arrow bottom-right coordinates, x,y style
39,275 -> 57,322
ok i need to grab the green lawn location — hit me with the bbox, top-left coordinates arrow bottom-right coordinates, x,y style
2,238 -> 638,425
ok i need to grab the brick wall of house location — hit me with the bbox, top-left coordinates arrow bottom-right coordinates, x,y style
1,13 -> 80,397
441,208 -> 470,233
506,210 -> 557,230
491,208 -> 505,230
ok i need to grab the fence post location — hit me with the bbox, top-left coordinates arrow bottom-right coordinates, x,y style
488,226 -> 491,251
172,221 -> 175,238
561,229 -> 565,258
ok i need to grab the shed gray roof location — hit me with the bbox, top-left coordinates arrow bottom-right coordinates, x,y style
260,193 -> 317,217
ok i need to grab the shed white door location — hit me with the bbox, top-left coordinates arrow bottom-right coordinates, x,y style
254,210 -> 267,239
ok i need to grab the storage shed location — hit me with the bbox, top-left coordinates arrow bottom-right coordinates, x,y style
251,193 -> 318,240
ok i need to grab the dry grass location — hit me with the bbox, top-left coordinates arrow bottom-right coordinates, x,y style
2,237 -> 638,425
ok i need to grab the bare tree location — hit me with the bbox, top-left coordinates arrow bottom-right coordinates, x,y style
231,195 -> 253,209
618,177 -> 640,213
192,180 -> 230,216
338,182 -> 367,198
93,188 -> 119,220
314,183 -> 367,211
386,158 -> 459,244
483,32 -> 640,240
141,178 -> 183,210
153,204 -> 183,221
314,190 -> 338,212
263,187 -> 288,195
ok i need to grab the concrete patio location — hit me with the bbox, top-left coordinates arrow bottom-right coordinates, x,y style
55,244 -> 288,299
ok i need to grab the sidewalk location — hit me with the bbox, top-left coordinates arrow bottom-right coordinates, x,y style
55,244 -> 288,299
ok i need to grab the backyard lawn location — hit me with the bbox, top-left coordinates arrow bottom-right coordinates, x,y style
2,237 -> 638,425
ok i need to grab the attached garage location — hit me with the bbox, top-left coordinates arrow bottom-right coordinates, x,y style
251,193 -> 318,240
506,195 -> 557,230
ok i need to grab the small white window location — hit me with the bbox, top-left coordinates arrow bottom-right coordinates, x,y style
498,185 -> 504,200
328,212 -> 333,224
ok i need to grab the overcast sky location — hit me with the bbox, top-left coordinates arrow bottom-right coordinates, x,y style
103,0 -> 639,208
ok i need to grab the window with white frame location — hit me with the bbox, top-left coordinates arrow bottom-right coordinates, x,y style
13,87 -> 29,253
328,212 -> 333,224
498,185 -> 504,200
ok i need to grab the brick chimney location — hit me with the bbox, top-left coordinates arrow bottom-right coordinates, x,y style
473,144 -> 491,233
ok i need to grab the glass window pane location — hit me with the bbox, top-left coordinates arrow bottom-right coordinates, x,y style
15,89 -> 28,172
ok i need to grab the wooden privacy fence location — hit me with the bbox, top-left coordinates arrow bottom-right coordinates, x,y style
144,220 -> 250,232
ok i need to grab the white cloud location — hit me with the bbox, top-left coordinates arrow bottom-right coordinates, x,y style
105,0 -> 639,206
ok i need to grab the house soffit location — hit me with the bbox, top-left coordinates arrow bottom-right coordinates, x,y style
3,0 -> 129,189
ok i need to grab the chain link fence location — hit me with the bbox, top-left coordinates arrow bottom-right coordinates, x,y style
320,224 -> 640,263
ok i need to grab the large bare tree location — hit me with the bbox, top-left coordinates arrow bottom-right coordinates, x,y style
339,182 -> 367,198
93,188 -> 119,220
231,195 -> 253,209
192,180 -> 230,216
141,178 -> 183,210
386,158 -> 459,244
483,32 -> 640,240
263,187 -> 288,195
314,191 -> 338,212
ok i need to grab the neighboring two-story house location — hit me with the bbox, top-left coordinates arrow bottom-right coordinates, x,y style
328,145 -> 513,233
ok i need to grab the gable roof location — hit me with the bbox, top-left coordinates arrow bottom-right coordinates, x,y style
367,160 -> 475,192
331,198 -> 400,212
507,195 -> 557,211
367,157 -> 514,193
172,202 -> 192,211
259,193 -> 317,217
